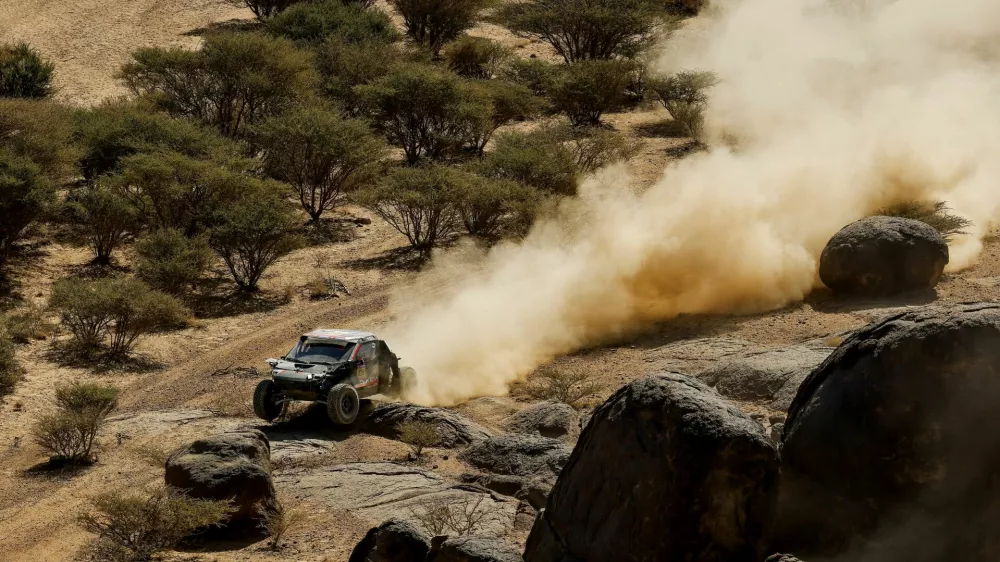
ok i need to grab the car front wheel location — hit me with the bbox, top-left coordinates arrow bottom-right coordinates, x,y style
253,380 -> 287,422
327,383 -> 360,426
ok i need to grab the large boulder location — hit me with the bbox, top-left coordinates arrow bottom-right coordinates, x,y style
503,401 -> 580,441
818,216 -> 948,297
459,434 -> 569,480
776,303 -> 1000,559
525,373 -> 779,562
349,519 -> 431,562
697,345 -> 832,410
164,429 -> 276,522
361,403 -> 492,447
428,536 -> 523,562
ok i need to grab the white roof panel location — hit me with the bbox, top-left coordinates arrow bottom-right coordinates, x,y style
303,329 -> 377,342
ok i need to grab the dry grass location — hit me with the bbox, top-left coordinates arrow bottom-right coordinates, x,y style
258,496 -> 307,551
516,367 -> 602,409
409,495 -> 504,537
875,200 -> 973,242
397,420 -> 440,457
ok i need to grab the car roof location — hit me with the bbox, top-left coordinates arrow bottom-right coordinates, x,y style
302,329 -> 377,343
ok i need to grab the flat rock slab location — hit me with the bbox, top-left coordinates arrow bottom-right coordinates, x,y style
276,462 -> 516,535
643,337 -> 759,373
697,345 -> 833,410
270,437 -> 338,465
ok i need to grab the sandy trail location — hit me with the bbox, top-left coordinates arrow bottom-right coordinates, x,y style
0,0 -> 253,105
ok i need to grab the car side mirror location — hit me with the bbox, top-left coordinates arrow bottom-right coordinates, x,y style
266,358 -> 278,367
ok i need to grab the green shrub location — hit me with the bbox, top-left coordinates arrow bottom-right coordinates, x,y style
357,64 -> 487,164
72,102 -> 240,182
478,129 -> 579,195
495,0 -> 671,62
648,70 -> 717,140
874,200 -> 973,242
0,98 -> 79,181
33,382 -> 119,463
398,420 -> 440,456
2,304 -> 55,343
74,184 -> 137,265
0,329 -> 22,399
389,0 -> 490,56
0,152 -> 53,275
315,38 -> 401,114
444,36 -> 509,79
356,165 -> 463,253
233,0 -> 301,20
454,174 -> 539,238
254,105 -> 387,221
463,80 -> 543,154
136,229 -> 214,295
79,486 -> 232,561
121,33 -> 314,138
0,43 -> 54,99
209,190 -> 300,291
551,60 -> 632,126
50,278 -> 190,357
499,58 -> 558,98
267,0 -> 400,44
553,124 -> 642,173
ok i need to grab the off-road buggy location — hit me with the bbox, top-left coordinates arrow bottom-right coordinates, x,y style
252,329 -> 416,425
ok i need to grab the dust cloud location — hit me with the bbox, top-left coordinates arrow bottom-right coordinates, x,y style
386,0 -> 1000,406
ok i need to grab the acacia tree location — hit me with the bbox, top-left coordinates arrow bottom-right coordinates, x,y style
0,153 -> 51,276
120,33 -> 314,138
0,43 -> 55,99
389,0 -> 490,56
495,0 -> 671,63
232,0 -> 301,20
254,106 -> 387,221
648,70 -> 718,140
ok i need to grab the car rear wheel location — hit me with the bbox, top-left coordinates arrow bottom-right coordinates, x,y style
327,383 -> 360,425
253,380 -> 286,422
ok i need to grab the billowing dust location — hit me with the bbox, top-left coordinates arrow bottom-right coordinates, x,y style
387,0 -> 1000,405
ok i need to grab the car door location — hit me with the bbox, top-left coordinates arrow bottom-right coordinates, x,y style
355,342 -> 379,395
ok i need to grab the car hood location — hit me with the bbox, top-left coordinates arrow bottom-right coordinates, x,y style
271,359 -> 344,377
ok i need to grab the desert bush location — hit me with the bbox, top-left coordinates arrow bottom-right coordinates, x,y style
0,152 -> 53,275
665,0 -> 705,15
74,184 -> 138,265
463,80 -> 543,154
495,0 -> 670,63
478,129 -> 579,195
2,304 -> 55,343
232,0 -> 301,20
258,497 -> 306,550
0,43 -> 55,99
397,420 -> 440,456
556,124 -> 642,173
72,102 -> 240,182
410,495 -> 499,537
121,33 -> 314,138
135,229 -> 214,295
267,0 -> 400,44
50,278 -> 190,357
111,151 -> 255,237
79,486 -> 232,562
0,329 -> 22,399
875,200 -> 973,242
255,105 -> 387,221
357,64 -> 487,164
314,38 -> 401,114
499,58 -> 558,98
0,98 -> 79,181
648,70 -> 718,140
523,367 -> 601,408
356,165 -> 463,253
33,382 -> 119,463
209,190 -> 300,291
444,36 -> 509,79
389,0 -> 490,56
454,174 -> 539,238
551,60 -> 632,126
307,271 -> 348,299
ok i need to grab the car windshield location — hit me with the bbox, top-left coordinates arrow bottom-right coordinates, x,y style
284,339 -> 354,364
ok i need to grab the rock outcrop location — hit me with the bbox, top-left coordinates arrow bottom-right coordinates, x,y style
503,401 -> 580,441
361,403 -> 492,447
427,535 -> 523,562
697,345 -> 832,410
164,429 -> 276,522
777,303 -> 1000,560
525,373 -> 779,562
818,216 -> 948,297
348,519 -> 432,562
459,434 -> 569,481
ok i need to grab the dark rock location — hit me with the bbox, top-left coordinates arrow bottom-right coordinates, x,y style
348,519 -> 431,562
765,556 -> 804,562
776,303 -> 1000,560
818,216 -> 948,297
164,430 -> 276,522
427,535 -> 523,562
459,434 -> 569,480
460,473 -> 551,510
769,423 -> 783,445
697,345 -> 832,410
361,403 -> 492,448
503,401 -> 580,441
525,373 -> 779,562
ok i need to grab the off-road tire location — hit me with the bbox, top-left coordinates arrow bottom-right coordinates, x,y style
327,383 -> 360,426
391,367 -> 417,400
253,380 -> 286,422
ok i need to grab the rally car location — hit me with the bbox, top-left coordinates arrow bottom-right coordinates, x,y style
252,329 -> 416,425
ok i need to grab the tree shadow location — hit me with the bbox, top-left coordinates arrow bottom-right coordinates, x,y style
633,119 -> 689,139
340,246 -> 429,271
187,276 -> 290,319
299,217 -> 364,247
805,287 -> 939,314
182,18 -> 263,37
22,458 -> 95,480
41,341 -> 166,374
64,260 -> 131,280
